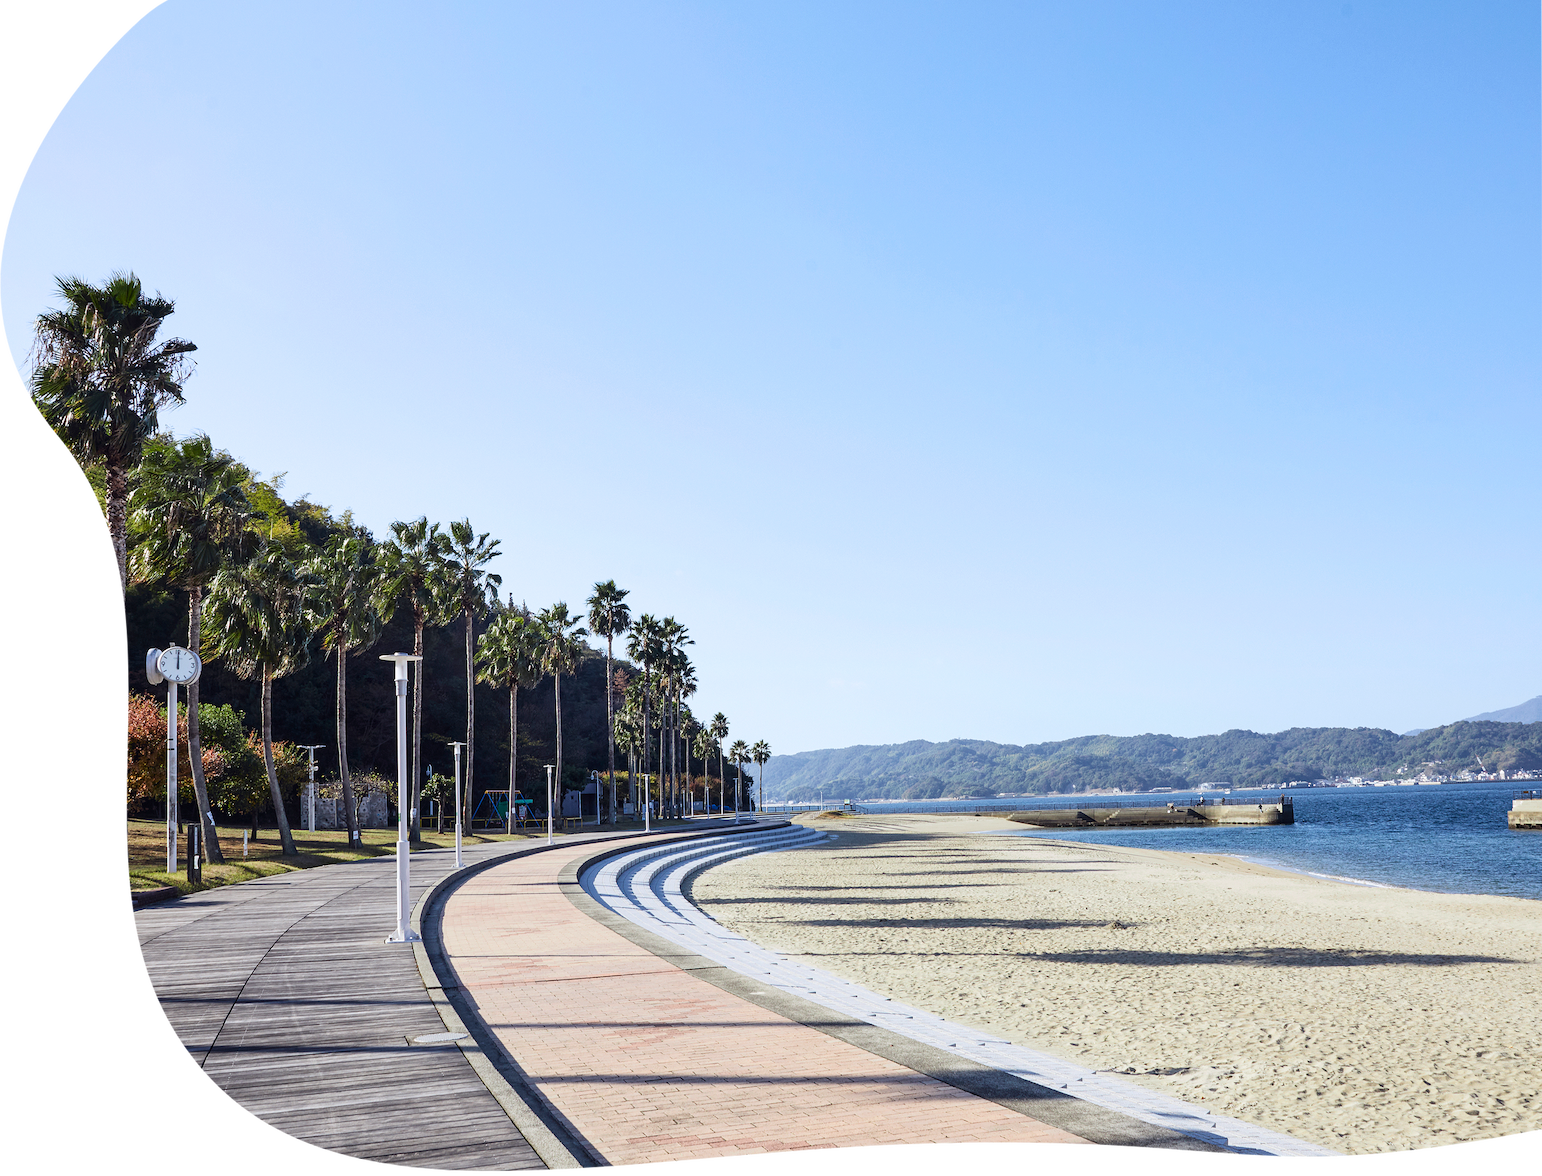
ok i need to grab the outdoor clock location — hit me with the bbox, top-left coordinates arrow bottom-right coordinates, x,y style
155,645 -> 202,685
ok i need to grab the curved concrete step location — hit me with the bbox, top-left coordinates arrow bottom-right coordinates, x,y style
579,827 -> 1339,1158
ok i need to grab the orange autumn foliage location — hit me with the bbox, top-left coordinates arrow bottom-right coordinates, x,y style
127,692 -> 226,808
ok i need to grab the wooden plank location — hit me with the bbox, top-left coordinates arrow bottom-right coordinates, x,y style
136,847 -> 547,1169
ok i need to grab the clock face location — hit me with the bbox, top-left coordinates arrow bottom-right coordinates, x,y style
157,646 -> 202,684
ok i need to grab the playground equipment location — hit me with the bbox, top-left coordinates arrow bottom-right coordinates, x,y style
470,789 -> 535,831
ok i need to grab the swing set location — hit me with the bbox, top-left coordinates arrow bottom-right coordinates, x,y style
469,789 -> 536,830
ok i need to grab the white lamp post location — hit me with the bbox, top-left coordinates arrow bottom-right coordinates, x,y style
449,741 -> 466,869
381,653 -> 423,944
298,744 -> 324,833
544,764 -> 555,846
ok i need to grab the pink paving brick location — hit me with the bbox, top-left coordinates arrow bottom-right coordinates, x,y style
438,836 -> 1089,1166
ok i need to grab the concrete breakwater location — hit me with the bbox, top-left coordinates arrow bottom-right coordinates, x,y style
1007,796 -> 1294,828
1509,791 -> 1542,830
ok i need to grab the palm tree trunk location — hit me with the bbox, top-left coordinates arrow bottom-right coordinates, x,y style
518,681 -> 524,838
605,638 -> 615,826
554,671 -> 564,818
185,585 -> 225,863
641,685 -> 650,821
337,645 -> 359,847
464,608 -> 475,827
262,665 -> 298,856
105,457 -> 129,593
409,611 -> 425,843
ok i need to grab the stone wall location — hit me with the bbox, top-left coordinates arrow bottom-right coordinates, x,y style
309,789 -> 390,830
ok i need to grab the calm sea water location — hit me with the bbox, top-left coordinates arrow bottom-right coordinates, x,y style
854,783 -> 1542,901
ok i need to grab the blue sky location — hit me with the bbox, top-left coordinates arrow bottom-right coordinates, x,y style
5,1 -> 1539,753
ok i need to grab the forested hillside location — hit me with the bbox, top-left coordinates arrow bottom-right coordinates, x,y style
763,722 -> 1542,802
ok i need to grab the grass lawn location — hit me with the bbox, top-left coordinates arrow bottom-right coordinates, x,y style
127,813 -> 701,896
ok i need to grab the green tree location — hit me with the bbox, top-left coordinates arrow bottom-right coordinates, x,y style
751,740 -> 771,812
129,433 -> 255,863
379,517 -> 454,842
657,618 -> 693,817
692,724 -> 718,811
729,739 -> 750,813
421,769 -> 455,834
536,603 -> 589,818
197,703 -> 274,822
626,615 -> 663,817
710,712 -> 729,815
444,520 -> 502,822
475,605 -> 546,833
29,273 -> 197,590
204,548 -> 313,856
586,580 -> 631,826
614,702 -> 644,814
306,534 -> 386,848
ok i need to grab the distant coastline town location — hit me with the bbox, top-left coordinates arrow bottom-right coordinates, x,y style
763,708 -> 1542,804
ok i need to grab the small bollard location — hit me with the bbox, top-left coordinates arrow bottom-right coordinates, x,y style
243,829 -> 249,858
186,822 -> 202,886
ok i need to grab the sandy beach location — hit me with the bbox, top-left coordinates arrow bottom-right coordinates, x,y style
691,813 -> 1542,1155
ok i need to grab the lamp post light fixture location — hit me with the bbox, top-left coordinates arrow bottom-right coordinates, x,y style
449,741 -> 466,869
380,652 -> 423,944
297,745 -> 324,833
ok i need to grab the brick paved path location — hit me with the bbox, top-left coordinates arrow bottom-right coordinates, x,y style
438,837 -> 1088,1165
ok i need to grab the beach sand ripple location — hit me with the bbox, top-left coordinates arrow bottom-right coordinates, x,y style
691,815 -> 1542,1154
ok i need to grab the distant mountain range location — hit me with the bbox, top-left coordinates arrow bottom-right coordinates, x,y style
1404,694 -> 1542,736
763,715 -> 1542,803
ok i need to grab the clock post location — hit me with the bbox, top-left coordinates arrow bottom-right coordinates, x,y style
381,653 -> 423,943
147,645 -> 202,874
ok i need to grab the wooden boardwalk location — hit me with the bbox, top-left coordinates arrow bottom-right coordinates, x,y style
135,831 -> 669,1170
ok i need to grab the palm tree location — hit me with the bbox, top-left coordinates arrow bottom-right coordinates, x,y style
751,740 -> 771,812
204,548 -> 313,856
306,533 -> 386,849
657,618 -> 693,817
29,273 -> 197,590
379,518 -> 454,842
626,615 -> 664,819
614,705 -> 644,816
475,605 -> 545,833
679,707 -> 699,812
129,433 -> 255,864
444,520 -> 502,824
585,581 -> 631,826
677,666 -> 698,811
728,739 -> 749,817
692,725 -> 717,812
536,603 -> 589,820
711,712 -> 729,816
